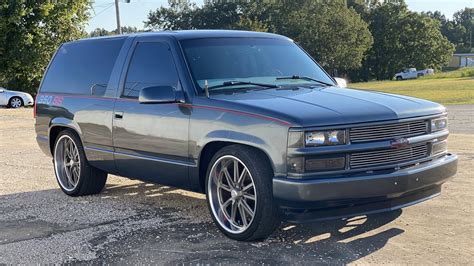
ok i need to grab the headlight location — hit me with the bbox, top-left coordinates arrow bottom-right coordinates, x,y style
431,117 -> 448,132
305,130 -> 346,147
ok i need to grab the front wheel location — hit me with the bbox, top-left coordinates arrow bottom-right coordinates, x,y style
8,97 -> 23,108
53,130 -> 107,196
206,145 -> 280,241
396,76 -> 403,81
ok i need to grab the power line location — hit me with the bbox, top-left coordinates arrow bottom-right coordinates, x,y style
90,2 -> 115,20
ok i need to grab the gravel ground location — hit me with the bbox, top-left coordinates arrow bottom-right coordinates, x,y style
447,105 -> 474,134
0,107 -> 473,264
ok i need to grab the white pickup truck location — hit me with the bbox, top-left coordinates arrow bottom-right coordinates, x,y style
394,68 -> 434,80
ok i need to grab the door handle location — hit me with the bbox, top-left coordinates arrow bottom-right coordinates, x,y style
114,111 -> 124,119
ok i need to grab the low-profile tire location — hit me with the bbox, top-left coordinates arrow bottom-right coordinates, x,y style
205,145 -> 280,241
8,97 -> 23,108
53,129 -> 107,196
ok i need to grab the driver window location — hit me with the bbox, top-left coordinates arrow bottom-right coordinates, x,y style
123,42 -> 179,98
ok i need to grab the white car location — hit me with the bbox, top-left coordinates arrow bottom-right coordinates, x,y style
0,87 -> 34,108
394,68 -> 434,80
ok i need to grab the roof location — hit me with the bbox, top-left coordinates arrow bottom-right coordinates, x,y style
70,30 -> 291,44
147,30 -> 290,41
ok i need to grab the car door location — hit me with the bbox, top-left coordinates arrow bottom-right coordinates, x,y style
112,39 -> 192,188
0,88 -> 6,105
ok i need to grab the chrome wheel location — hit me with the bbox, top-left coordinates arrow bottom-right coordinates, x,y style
54,135 -> 81,192
208,155 -> 257,234
10,98 -> 22,108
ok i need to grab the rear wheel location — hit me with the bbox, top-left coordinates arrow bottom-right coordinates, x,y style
206,145 -> 280,241
53,130 -> 107,196
8,97 -> 23,108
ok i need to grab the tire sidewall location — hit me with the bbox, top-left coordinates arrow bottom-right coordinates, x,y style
53,130 -> 88,196
205,146 -> 273,241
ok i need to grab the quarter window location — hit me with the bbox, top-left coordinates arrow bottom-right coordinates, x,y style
123,42 -> 179,98
41,38 -> 125,96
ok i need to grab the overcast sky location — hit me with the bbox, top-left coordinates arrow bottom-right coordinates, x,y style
86,0 -> 473,32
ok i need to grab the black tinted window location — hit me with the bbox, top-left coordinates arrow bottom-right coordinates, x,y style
41,38 -> 125,95
181,38 -> 334,91
123,42 -> 178,98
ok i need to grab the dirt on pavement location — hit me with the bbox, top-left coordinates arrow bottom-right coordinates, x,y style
0,107 -> 473,264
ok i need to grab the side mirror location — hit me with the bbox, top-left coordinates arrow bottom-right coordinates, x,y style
0,89 -> 4,93
139,85 -> 180,104
333,77 -> 347,88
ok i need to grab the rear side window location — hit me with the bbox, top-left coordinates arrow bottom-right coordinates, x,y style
123,42 -> 179,98
41,38 -> 125,96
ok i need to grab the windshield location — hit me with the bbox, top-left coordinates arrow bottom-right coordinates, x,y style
180,38 -> 335,92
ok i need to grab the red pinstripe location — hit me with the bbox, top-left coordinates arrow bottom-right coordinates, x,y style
37,93 -> 292,126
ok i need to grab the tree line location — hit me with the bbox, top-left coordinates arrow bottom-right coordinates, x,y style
145,0 -> 470,81
0,0 -> 472,94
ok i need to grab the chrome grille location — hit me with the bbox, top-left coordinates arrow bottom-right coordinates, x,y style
350,144 -> 429,169
350,120 -> 428,143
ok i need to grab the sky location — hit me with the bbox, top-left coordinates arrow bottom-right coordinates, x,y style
86,0 -> 474,32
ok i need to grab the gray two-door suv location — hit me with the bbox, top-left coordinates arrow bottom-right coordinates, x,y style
35,30 -> 457,241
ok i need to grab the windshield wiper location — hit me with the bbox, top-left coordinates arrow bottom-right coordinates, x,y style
207,81 -> 279,90
276,75 -> 333,87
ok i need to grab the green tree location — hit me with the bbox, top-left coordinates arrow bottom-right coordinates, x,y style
89,27 -> 112,37
272,0 -> 373,73
0,0 -> 90,94
145,0 -> 200,30
367,1 -> 454,80
146,0 -> 373,73
425,8 -> 473,53
452,8 -> 473,52
89,26 -> 141,37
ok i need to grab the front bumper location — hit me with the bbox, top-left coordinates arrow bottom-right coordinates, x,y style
273,153 -> 457,222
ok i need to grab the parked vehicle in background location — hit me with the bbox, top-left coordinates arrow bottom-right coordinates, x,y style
35,30 -> 457,241
0,87 -> 34,108
394,68 -> 434,80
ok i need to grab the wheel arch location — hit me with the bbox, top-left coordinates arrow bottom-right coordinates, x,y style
48,121 -> 83,156
197,140 -> 275,193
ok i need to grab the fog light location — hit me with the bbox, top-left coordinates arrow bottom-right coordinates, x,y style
306,156 -> 345,172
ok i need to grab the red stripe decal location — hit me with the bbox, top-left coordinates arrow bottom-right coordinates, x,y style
36,93 -> 291,126
179,104 -> 292,126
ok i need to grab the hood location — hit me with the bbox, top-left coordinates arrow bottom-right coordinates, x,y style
210,86 -> 445,127
5,89 -> 32,98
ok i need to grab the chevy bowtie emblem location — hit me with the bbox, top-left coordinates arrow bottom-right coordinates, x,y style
391,138 -> 410,149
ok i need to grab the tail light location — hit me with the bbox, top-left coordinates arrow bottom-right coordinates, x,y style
33,95 -> 37,118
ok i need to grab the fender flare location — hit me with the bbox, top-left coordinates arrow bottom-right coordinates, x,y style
48,118 -> 84,155
196,130 -> 275,172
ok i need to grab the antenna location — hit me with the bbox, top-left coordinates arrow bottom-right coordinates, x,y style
204,80 -> 210,98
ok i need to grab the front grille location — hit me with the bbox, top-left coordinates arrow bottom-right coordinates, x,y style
350,143 -> 429,169
350,120 -> 428,143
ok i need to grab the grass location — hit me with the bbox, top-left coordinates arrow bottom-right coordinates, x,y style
422,67 -> 474,79
350,68 -> 474,105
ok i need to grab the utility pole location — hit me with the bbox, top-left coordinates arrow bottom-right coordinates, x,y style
114,0 -> 131,35
114,0 -> 121,34
469,8 -> 472,51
